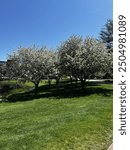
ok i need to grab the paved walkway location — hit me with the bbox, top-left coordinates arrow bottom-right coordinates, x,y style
107,144 -> 113,150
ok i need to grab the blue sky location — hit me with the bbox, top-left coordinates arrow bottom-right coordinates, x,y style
0,0 -> 112,61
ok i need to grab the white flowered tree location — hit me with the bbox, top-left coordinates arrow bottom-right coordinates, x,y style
7,46 -> 49,92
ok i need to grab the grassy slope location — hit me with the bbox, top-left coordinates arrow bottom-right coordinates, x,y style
0,82 -> 112,150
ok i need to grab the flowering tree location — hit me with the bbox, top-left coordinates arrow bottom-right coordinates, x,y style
51,52 -> 62,87
41,49 -> 57,88
75,37 -> 110,89
58,35 -> 83,84
7,46 -> 49,92
7,36 -> 112,92
58,36 -> 110,89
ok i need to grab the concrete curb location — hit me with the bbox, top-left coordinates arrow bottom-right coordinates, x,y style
107,144 -> 113,150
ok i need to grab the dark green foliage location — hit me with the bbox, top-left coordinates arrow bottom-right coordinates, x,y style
0,62 -> 7,80
100,19 -> 113,52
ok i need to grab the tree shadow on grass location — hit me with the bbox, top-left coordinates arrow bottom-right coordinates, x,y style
7,81 -> 113,102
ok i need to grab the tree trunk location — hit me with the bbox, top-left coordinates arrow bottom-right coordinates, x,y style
81,79 -> 85,90
70,76 -> 73,85
56,78 -> 59,87
34,81 -> 39,95
48,78 -> 51,89
75,78 -> 78,87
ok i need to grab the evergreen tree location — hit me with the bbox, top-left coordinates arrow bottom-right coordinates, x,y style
100,19 -> 113,53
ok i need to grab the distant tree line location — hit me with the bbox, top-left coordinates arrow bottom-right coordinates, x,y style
0,19 -> 113,91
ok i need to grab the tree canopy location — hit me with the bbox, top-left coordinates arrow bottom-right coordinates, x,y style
7,46 -> 54,91
6,34 -> 112,91
58,36 -> 111,89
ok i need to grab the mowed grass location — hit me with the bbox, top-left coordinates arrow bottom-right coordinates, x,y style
0,81 -> 113,150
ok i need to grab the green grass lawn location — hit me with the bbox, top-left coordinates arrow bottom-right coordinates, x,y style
0,81 -> 113,150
